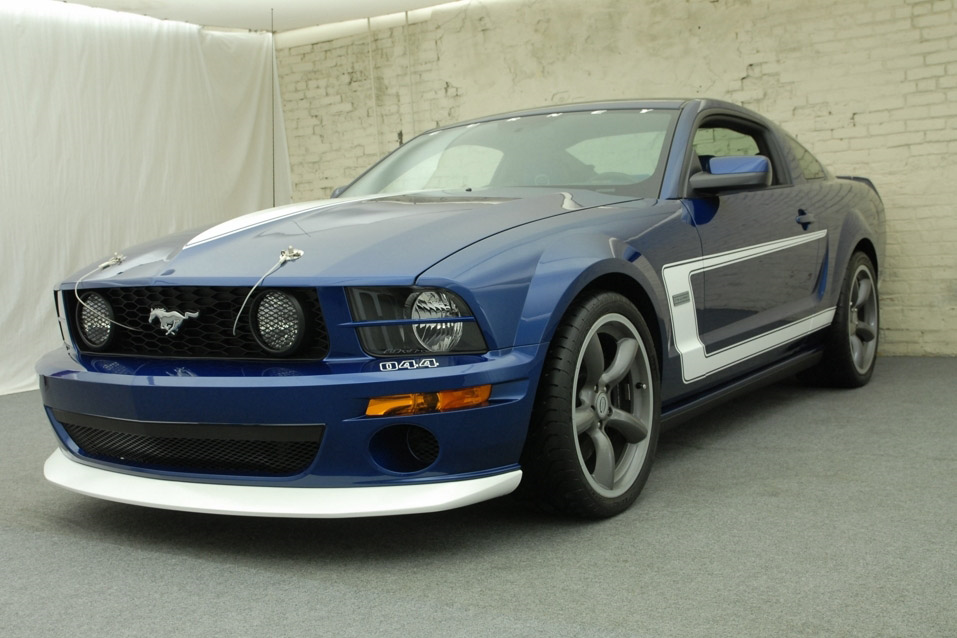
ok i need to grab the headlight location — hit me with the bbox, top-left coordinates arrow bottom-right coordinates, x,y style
406,290 -> 465,351
250,290 -> 305,356
348,287 -> 487,356
77,291 -> 114,349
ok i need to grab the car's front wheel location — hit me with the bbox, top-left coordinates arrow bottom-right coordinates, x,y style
520,291 -> 659,518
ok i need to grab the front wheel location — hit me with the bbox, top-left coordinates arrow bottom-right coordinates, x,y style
519,291 -> 660,518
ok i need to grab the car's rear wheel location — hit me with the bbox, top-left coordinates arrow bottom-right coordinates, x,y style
520,291 -> 659,518
802,251 -> 879,387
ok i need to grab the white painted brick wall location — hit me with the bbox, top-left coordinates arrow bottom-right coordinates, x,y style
277,0 -> 957,355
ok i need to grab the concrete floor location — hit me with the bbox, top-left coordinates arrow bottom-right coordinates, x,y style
1,357 -> 954,638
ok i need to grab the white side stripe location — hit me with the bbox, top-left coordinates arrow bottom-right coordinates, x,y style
662,230 -> 832,383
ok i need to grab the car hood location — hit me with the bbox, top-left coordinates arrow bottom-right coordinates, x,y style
67,189 -> 642,287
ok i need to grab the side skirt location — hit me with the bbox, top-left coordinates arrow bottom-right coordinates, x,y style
660,349 -> 823,431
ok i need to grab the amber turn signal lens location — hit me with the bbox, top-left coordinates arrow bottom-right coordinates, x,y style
366,385 -> 492,416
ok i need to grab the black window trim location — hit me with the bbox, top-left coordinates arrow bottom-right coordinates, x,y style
680,110 -> 794,197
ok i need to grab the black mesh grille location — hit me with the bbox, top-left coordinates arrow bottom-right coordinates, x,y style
60,418 -> 323,476
66,286 -> 329,360
252,292 -> 303,353
407,427 -> 440,465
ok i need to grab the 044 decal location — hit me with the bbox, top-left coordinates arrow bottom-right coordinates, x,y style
379,358 -> 441,371
662,230 -> 834,383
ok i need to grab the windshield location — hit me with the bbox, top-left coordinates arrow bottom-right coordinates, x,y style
341,108 -> 677,198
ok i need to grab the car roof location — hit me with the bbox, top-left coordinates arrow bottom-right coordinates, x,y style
431,98 -> 761,131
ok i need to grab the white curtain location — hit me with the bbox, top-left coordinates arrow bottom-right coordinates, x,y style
0,1 -> 291,395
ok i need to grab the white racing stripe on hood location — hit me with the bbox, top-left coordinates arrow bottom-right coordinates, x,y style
183,196 -> 379,249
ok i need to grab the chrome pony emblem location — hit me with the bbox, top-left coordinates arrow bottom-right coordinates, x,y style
149,307 -> 199,336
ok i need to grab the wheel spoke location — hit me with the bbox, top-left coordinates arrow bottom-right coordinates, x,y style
606,408 -> 648,444
853,278 -> 873,310
574,405 -> 599,435
855,322 -> 877,343
599,337 -> 638,388
581,333 -> 605,387
849,335 -> 863,367
588,429 -> 616,489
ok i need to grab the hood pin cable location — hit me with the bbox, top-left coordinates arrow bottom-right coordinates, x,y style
232,246 -> 305,336
73,253 -> 144,333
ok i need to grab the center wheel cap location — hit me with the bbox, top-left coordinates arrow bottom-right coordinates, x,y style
595,392 -> 612,419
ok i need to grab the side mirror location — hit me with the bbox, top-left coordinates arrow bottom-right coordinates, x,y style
690,155 -> 772,192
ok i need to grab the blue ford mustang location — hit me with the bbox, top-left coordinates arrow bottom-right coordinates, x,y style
37,99 -> 884,518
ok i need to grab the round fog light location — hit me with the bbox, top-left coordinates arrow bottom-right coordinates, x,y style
251,291 -> 305,355
77,292 -> 113,348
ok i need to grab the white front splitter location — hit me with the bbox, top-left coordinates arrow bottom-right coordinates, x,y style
44,449 -> 522,518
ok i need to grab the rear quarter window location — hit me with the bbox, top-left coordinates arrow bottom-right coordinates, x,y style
787,135 -> 827,180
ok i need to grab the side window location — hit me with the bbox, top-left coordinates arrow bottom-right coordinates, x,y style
693,126 -> 760,159
786,135 -> 827,180
691,120 -> 782,185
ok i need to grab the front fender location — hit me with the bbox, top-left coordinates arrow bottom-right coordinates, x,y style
416,201 -> 694,354
510,236 -> 668,347
416,232 -> 663,352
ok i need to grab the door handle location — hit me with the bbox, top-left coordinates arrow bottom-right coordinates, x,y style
795,209 -> 815,230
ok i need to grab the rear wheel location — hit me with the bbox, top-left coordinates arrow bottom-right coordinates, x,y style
802,251 -> 879,387
520,291 -> 659,518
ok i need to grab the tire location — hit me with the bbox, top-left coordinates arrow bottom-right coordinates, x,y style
519,291 -> 660,518
801,251 -> 879,388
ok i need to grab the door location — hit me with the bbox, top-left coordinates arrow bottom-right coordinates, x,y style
668,117 -> 829,383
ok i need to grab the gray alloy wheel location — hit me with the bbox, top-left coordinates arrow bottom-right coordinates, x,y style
800,251 -> 879,388
519,291 -> 659,518
847,261 -> 879,376
572,312 -> 655,498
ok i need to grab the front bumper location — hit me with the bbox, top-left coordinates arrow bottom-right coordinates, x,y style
44,449 -> 522,517
37,344 -> 543,515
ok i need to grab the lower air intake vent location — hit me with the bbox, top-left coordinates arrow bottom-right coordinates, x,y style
55,410 -> 323,476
